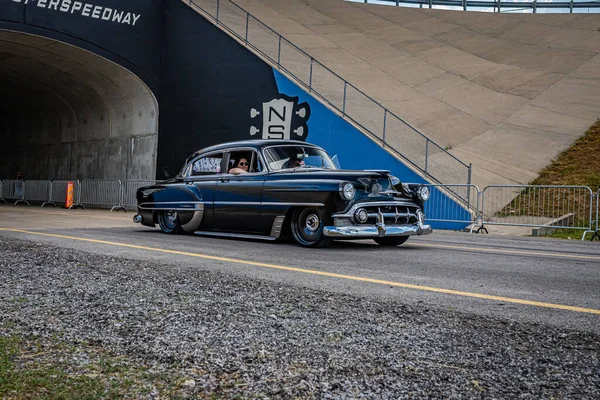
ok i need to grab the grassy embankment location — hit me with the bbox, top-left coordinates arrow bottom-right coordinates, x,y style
520,120 -> 599,239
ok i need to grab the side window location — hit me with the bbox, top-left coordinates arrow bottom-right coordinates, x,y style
191,153 -> 223,176
228,150 -> 263,174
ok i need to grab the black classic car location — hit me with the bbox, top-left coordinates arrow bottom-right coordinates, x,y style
134,140 -> 432,247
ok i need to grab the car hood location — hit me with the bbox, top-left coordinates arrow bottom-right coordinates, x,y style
269,168 -> 392,181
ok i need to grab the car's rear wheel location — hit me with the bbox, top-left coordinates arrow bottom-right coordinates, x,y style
157,210 -> 183,234
373,236 -> 409,246
290,207 -> 332,248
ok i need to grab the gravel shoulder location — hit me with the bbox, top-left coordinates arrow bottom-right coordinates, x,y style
1,238 -> 599,399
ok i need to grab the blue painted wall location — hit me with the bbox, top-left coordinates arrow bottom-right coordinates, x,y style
273,70 -> 471,231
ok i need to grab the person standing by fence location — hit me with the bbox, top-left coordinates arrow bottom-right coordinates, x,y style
14,171 -> 24,199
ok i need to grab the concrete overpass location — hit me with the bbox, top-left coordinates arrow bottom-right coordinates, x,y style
1,0 -> 599,189
215,0 -> 600,188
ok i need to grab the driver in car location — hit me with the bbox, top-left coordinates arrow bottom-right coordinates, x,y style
286,154 -> 305,169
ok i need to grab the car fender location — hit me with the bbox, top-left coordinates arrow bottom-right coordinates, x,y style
137,183 -> 205,232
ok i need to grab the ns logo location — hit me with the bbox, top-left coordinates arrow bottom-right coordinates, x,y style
250,95 -> 310,141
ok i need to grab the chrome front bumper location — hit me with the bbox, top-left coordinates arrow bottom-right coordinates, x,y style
324,206 -> 432,238
324,223 -> 432,238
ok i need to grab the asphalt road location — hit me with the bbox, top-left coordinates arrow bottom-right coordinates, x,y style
1,205 -> 599,333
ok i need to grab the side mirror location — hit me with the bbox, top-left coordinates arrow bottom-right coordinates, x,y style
331,155 -> 341,169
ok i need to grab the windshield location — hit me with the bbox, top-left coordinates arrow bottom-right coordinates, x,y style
263,145 -> 337,171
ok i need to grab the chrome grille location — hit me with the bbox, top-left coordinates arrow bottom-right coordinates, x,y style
332,201 -> 422,226
361,205 -> 419,225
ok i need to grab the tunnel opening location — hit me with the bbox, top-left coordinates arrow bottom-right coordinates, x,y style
0,30 -> 158,181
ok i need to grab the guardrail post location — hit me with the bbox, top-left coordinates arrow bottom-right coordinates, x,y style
587,190 -> 599,241
69,179 -> 86,210
342,82 -> 347,116
216,0 -> 220,25
472,187 -> 488,234
111,180 -> 127,212
466,164 -> 472,205
41,180 -> 56,208
309,58 -> 313,93
533,0 -> 537,13
382,109 -> 387,147
425,139 -> 429,176
467,163 -> 472,186
569,0 -> 574,13
277,36 -> 282,67
245,13 -> 249,43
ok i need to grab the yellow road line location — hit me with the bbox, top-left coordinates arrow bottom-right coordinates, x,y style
0,208 -> 129,221
2,228 -> 599,315
410,243 -> 600,261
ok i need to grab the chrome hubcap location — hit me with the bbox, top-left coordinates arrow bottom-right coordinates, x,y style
305,214 -> 320,232
167,211 -> 178,223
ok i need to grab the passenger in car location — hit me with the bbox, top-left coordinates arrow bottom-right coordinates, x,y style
229,157 -> 250,175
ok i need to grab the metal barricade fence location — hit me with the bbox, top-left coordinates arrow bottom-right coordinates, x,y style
80,180 -> 125,212
1,179 -> 29,206
0,181 -> 6,204
421,184 -> 480,227
588,189 -> 600,241
187,0 -> 472,188
479,185 -> 594,240
23,180 -> 51,206
122,180 -> 157,209
1,179 -> 14,202
49,180 -> 82,208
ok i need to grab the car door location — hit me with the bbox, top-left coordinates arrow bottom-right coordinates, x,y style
213,149 -> 266,234
183,151 -> 224,231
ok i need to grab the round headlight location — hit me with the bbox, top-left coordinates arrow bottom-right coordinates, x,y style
340,183 -> 355,200
418,185 -> 430,201
355,208 -> 369,223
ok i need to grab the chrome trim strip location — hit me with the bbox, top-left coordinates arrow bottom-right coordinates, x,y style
194,231 -> 277,241
140,208 -> 201,212
262,202 -> 324,207
213,201 -> 324,207
139,201 -> 204,211
379,190 -> 403,196
214,202 -> 263,206
140,201 -> 204,205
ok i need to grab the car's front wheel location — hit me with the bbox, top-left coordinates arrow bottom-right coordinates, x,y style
373,236 -> 409,246
157,210 -> 183,234
290,207 -> 333,248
